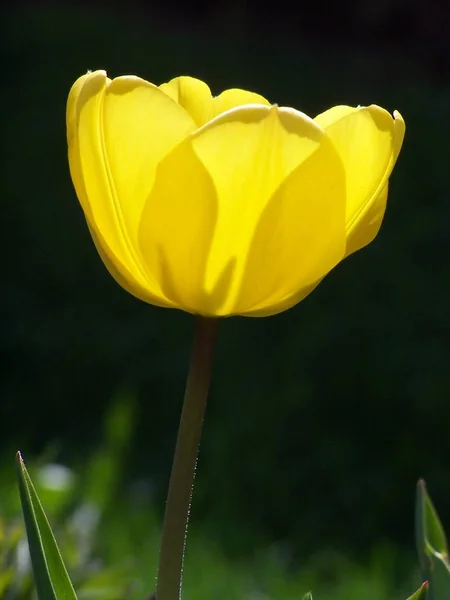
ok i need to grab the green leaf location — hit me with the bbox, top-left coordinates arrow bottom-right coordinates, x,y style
406,582 -> 428,599
416,480 -> 448,561
16,451 -> 78,600
302,593 -> 313,600
415,480 -> 450,600
0,571 -> 14,597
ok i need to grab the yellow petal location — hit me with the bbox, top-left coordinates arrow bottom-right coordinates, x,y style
67,71 -> 107,223
392,110 -> 406,162
344,111 -> 404,254
138,135 -> 218,313
159,76 -> 212,127
314,105 -> 353,129
243,280 -> 321,317
211,88 -> 270,119
139,104 -> 346,316
315,106 -> 404,241
67,72 -> 91,149
88,221 -> 174,307
67,70 -> 196,302
233,113 -> 346,314
345,183 -> 388,256
344,109 -> 404,254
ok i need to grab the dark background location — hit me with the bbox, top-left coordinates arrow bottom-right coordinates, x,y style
2,0 -> 450,563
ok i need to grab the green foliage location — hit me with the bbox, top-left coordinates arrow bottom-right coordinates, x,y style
0,397 -> 136,600
1,396 -> 429,600
0,514 -> 30,598
1,405 -> 421,600
407,582 -> 429,599
415,481 -> 450,599
9,450 -> 427,600
16,452 -> 77,600
0,469 -> 129,600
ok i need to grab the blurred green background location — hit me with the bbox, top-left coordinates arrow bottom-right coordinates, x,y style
2,1 -> 450,597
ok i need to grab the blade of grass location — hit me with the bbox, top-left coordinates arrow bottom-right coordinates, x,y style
16,451 -> 77,600
415,480 -> 450,600
406,582 -> 428,600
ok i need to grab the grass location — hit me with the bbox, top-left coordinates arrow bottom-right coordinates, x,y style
0,395 -> 421,600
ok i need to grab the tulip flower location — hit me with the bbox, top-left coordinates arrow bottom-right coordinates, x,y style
67,71 -> 404,317
66,71 -> 405,600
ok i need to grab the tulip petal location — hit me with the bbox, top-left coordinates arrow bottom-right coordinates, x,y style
67,71 -> 104,223
345,183 -> 388,256
315,106 -> 404,245
67,72 -> 90,153
67,70 -> 196,302
345,111 -> 404,255
88,222 -> 175,307
243,280 -> 321,317
139,104 -> 346,316
233,113 -> 346,314
211,88 -> 270,119
159,76 -> 212,127
138,138 -> 218,313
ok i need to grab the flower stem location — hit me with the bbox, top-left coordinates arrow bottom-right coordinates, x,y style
156,316 -> 219,600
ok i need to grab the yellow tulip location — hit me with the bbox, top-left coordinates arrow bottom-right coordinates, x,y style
67,71 -> 404,317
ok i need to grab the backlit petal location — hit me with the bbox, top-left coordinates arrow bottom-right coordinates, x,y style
139,105 -> 346,316
211,88 -> 270,119
233,112 -> 346,314
68,70 -> 405,318
315,106 -> 404,240
345,183 -> 388,256
67,72 -> 91,151
67,70 -> 196,301
243,280 -> 321,317
138,136 -> 218,313
67,76 -> 169,305
392,110 -> 406,162
159,76 -> 212,127
88,222 -> 174,307
67,71 -> 108,223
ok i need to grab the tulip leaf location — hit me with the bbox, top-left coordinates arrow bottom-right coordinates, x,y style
406,582 -> 429,600
415,480 -> 450,600
16,452 -> 78,600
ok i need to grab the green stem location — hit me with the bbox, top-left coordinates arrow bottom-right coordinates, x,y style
156,316 -> 219,600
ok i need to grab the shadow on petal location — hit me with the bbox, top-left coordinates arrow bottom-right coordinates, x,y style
88,221 -> 172,307
242,279 -> 323,317
154,245 -> 237,316
138,137 -> 221,313
345,183 -> 388,257
234,145 -> 346,315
